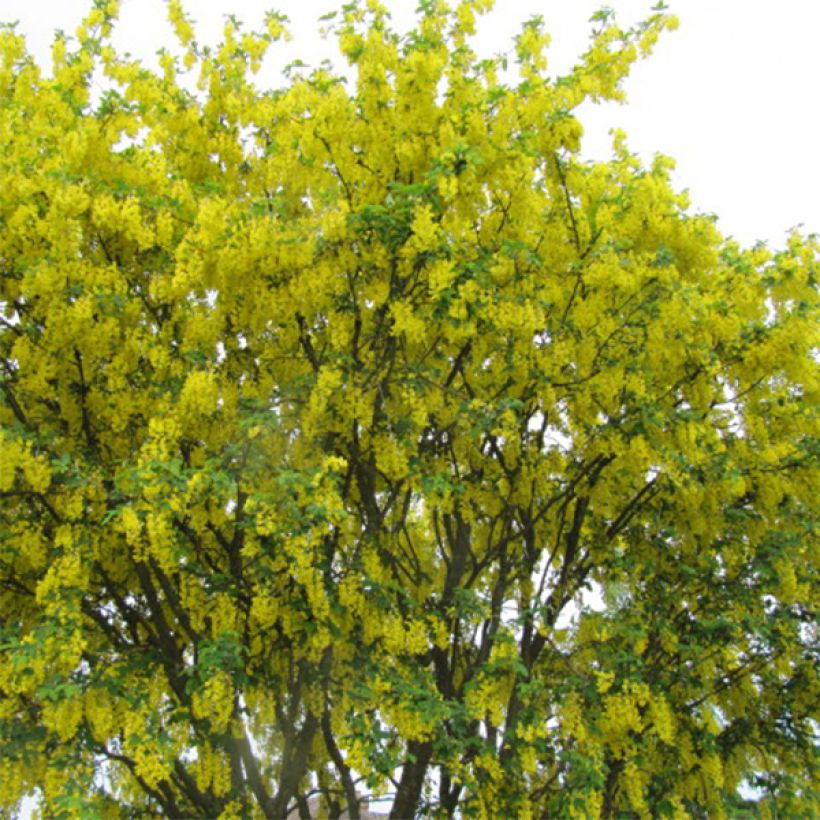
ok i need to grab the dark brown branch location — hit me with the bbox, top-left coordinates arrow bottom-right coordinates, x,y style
322,708 -> 360,820
297,313 -> 321,371
389,740 -> 432,820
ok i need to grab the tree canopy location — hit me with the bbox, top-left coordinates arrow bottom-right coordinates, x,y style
0,1 -> 817,817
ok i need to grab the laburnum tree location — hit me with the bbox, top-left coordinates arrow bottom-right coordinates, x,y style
0,0 -> 817,816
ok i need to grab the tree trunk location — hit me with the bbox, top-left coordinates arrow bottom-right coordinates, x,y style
389,740 -> 432,819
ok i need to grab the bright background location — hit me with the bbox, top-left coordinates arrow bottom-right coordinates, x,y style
2,0 -> 819,248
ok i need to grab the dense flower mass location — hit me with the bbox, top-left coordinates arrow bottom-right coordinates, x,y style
0,0 -> 817,817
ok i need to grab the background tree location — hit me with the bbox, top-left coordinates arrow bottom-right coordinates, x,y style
0,1 -> 817,817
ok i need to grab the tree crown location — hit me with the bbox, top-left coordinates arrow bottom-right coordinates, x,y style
0,1 -> 817,817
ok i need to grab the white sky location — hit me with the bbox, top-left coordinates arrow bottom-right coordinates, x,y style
2,0 -> 819,247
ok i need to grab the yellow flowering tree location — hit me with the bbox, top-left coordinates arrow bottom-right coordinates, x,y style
1,0 -> 817,817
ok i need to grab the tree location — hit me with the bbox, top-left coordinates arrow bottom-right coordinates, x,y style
0,0 -> 817,816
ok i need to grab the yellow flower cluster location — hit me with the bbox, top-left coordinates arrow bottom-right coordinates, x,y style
192,742 -> 232,797
192,672 -> 234,734
465,675 -> 505,727
0,436 -> 51,493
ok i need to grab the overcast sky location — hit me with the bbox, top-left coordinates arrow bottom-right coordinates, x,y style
3,0 -> 818,247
